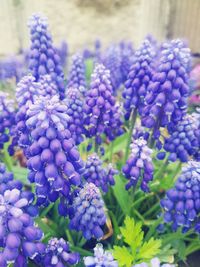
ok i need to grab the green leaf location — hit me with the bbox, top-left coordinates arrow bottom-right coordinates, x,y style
113,246 -> 133,267
12,166 -> 29,184
137,237 -> 161,260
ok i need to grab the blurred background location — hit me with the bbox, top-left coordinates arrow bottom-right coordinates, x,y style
0,0 -> 200,56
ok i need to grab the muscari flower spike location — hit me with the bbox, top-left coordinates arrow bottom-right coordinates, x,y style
142,39 -> 191,141
123,39 -> 155,120
119,41 -> 134,83
84,244 -> 118,267
28,13 -> 65,99
65,87 -> 86,145
161,161 -> 200,233
42,237 -> 79,266
0,163 -> 44,267
0,92 -> 15,150
69,183 -> 107,240
133,258 -> 175,267
67,53 -> 87,95
84,64 -> 116,144
83,153 -> 118,192
122,137 -> 154,192
25,95 -> 84,210
160,113 -> 200,162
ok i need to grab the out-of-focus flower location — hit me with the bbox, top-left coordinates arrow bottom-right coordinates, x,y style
69,183 -> 107,239
161,161 -> 200,233
133,257 -> 175,267
122,137 -> 154,192
83,153 -> 117,192
84,244 -> 118,267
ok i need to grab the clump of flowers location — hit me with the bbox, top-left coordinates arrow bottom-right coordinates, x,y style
162,113 -> 200,162
42,237 -> 79,266
0,92 -> 15,150
142,39 -> 191,143
84,244 -> 118,267
123,39 -> 155,120
133,258 -> 175,267
69,183 -> 107,239
67,53 -> 87,95
26,95 -> 84,208
83,153 -> 118,192
122,137 -> 154,192
161,161 -> 200,233
28,13 -> 65,99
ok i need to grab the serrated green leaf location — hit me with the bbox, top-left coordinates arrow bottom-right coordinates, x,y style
137,237 -> 161,260
113,246 -> 133,267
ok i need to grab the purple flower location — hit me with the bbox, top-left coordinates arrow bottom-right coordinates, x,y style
67,53 -> 87,95
69,183 -> 107,239
161,161 -> 200,233
28,14 -> 65,99
83,153 -> 117,192
25,95 -> 84,211
133,258 -> 175,267
123,39 -> 155,120
122,137 -> 154,192
84,244 -> 118,267
142,39 -> 191,142
42,238 -> 79,266
0,92 -> 15,150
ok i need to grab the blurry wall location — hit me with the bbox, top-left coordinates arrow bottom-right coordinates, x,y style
0,0 -> 199,55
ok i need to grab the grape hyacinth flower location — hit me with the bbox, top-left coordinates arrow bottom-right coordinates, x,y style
162,113 -> 200,162
28,14 -> 65,99
161,161 -> 200,233
84,244 -> 118,267
42,238 -> 79,266
69,183 -> 107,240
84,64 -> 116,145
65,87 -> 86,145
0,92 -> 15,150
67,53 -> 87,95
133,258 -> 175,267
123,39 -> 155,120
142,39 -> 191,142
83,154 -> 117,192
122,137 -> 154,192
119,41 -> 134,83
26,95 -> 84,208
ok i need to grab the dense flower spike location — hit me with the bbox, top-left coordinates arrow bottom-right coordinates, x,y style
0,163 -> 44,266
67,53 -> 87,95
42,238 -> 79,266
65,87 -> 86,145
0,56 -> 24,82
83,154 -> 117,192
161,161 -> 200,233
122,137 -> 154,192
162,113 -> 200,162
57,41 -> 68,68
0,92 -> 15,150
119,41 -> 134,83
133,258 -> 175,267
142,39 -> 191,141
28,14 -> 65,98
123,39 -> 155,120
69,183 -> 107,239
84,244 -> 118,267
26,95 -> 84,208
84,64 -> 116,143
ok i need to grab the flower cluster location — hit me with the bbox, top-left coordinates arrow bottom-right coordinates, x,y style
122,137 -> 154,192
65,87 -> 86,145
161,161 -> 200,233
69,183 -> 107,239
42,238 -> 79,266
0,56 -> 23,82
67,53 -> 87,95
133,258 -> 175,267
28,14 -> 65,99
163,113 -> 200,162
142,39 -> 191,141
0,92 -> 15,150
84,244 -> 118,267
83,154 -> 117,192
123,39 -> 155,120
84,64 -> 116,144
26,95 -> 84,207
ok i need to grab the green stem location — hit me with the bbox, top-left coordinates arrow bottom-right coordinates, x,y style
65,230 -> 74,246
154,157 -> 169,181
70,246 -> 93,256
131,192 -> 154,208
110,140 -> 114,163
143,203 -> 160,218
124,109 -> 137,163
